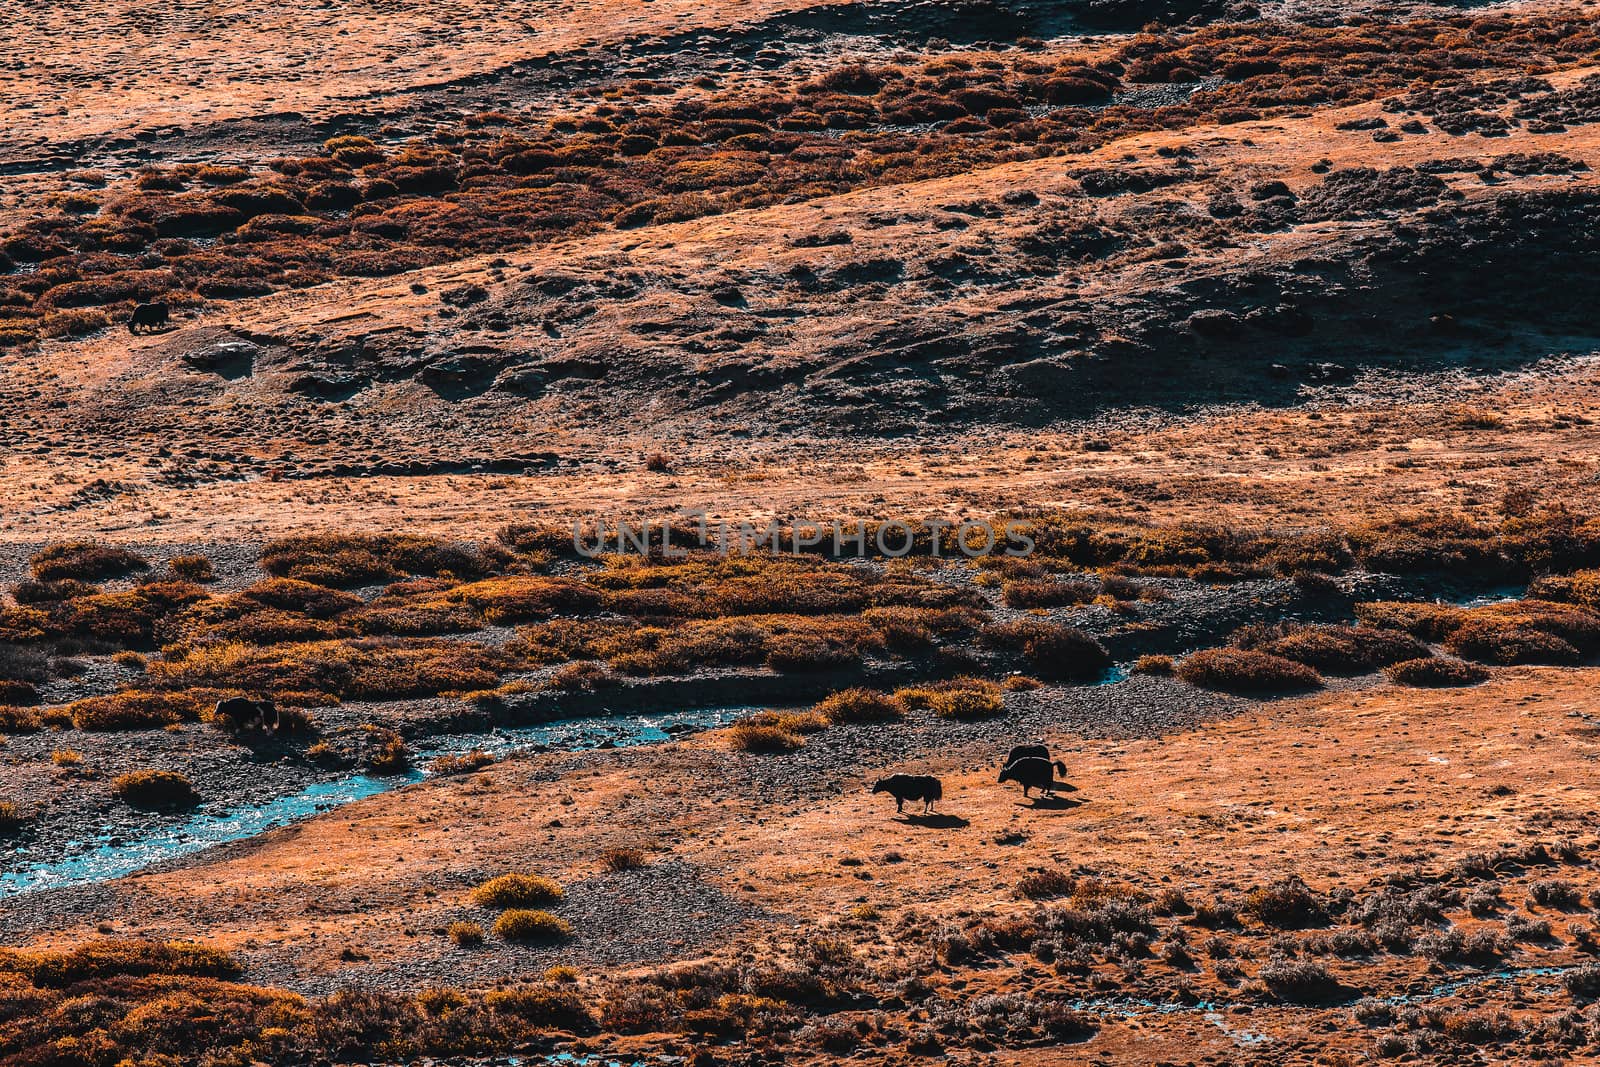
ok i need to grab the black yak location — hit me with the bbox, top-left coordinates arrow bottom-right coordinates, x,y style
998,756 -> 1069,798
214,696 -> 279,733
128,301 -> 169,334
871,774 -> 942,813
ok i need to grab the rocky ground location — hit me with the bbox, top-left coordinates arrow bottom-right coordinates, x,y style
5,0 -> 1600,1062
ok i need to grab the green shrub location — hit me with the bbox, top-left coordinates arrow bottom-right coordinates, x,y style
472,873 -> 564,908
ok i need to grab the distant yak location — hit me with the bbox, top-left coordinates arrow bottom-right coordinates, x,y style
127,301 -> 169,334
872,774 -> 942,814
998,756 -> 1069,798
215,696 -> 279,733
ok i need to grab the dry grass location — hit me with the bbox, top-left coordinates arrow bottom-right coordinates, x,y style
472,873 -> 565,908
493,909 -> 572,941
111,769 -> 198,808
1177,649 -> 1323,694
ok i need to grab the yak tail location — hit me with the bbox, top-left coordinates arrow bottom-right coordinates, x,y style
930,779 -> 944,800
1053,760 -> 1067,776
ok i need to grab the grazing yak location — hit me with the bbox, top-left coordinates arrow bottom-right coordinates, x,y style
998,756 -> 1069,798
215,696 -> 279,733
871,774 -> 942,814
127,301 -> 169,334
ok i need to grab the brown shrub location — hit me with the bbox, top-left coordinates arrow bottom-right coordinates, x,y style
472,873 -> 564,908
30,541 -> 148,581
70,690 -> 204,731
1176,649 -> 1322,694
1251,623 -> 1430,674
894,677 -> 1005,720
981,619 -> 1110,679
493,909 -> 572,941
112,769 -> 199,808
601,846 -> 648,871
260,534 -> 495,587
1384,657 -> 1490,687
0,705 -> 42,733
168,554 -> 215,581
1001,578 -> 1098,608
814,687 -> 903,724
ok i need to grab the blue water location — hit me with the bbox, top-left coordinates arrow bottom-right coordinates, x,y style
0,708 -> 749,900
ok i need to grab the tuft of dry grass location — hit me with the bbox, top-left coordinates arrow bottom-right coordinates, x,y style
30,541 -> 148,582
472,873 -> 564,908
447,921 -> 485,948
0,801 -> 27,832
111,769 -> 198,809
70,691 -> 204,731
1384,657 -> 1490,687
600,846 -> 648,872
1176,649 -> 1322,694
430,750 -> 494,776
493,909 -> 572,942
894,677 -> 1005,720
813,687 -> 903,725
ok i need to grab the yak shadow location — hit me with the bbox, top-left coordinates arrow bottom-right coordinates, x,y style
896,813 -> 969,829
1021,795 -> 1084,811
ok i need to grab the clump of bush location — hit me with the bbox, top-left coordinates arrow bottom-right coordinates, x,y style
70,691 -> 204,731
1001,578 -> 1097,608
1256,958 -> 1343,1003
1384,657 -> 1489,687
0,705 -> 42,733
727,710 -> 827,752
1176,649 -> 1322,694
0,801 -> 27,832
365,729 -> 412,774
894,677 -> 1005,720
168,554 -> 215,581
430,750 -> 493,776
981,620 -> 1110,679
493,909 -> 572,942
1247,623 -> 1429,674
1243,875 -> 1328,928
472,873 -> 564,908
601,846 -> 648,871
813,687 -> 902,724
1132,654 -> 1174,675
1016,868 -> 1076,900
447,921 -> 485,947
112,769 -> 199,809
260,534 -> 495,587
30,541 -> 149,582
